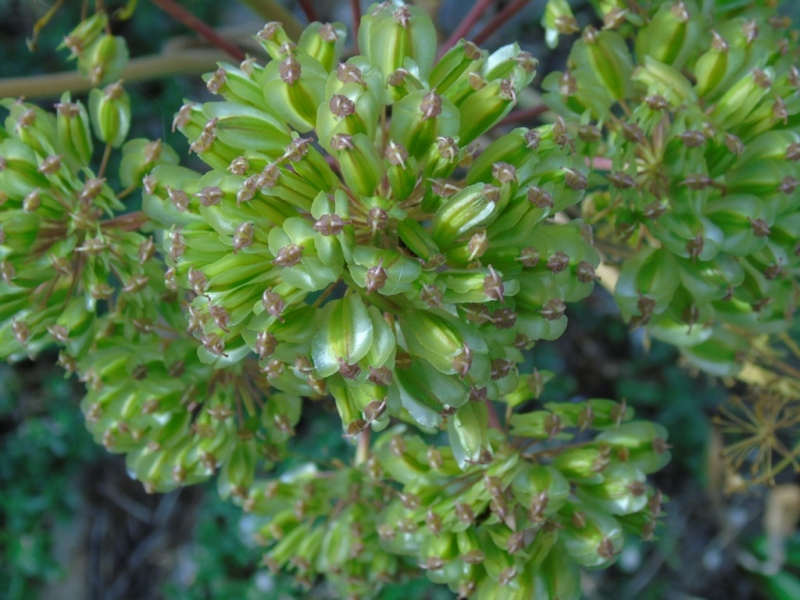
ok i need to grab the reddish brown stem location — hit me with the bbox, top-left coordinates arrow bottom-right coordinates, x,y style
350,0 -> 362,53
484,399 -> 502,431
149,0 -> 245,62
473,0 -> 531,46
101,210 -> 150,231
498,104 -> 548,126
438,0 -> 495,58
297,0 -> 319,23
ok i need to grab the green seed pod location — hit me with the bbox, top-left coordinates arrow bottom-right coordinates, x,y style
389,90 -> 460,160
431,183 -> 498,249
261,52 -> 328,133
297,22 -> 347,72
558,502 -> 624,568
59,12 -> 108,59
78,34 -> 129,85
634,1 -> 701,70
576,463 -> 649,515
255,22 -> 293,60
448,401 -> 490,468
430,39 -> 487,94
542,0 -> 579,49
359,3 -> 437,85
203,62 -> 266,109
596,422 -> 672,475
88,81 -> 131,148
572,28 -> 633,101
332,133 -> 384,198
54,92 -> 94,168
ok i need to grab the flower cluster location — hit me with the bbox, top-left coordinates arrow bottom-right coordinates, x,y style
544,1 -> 800,377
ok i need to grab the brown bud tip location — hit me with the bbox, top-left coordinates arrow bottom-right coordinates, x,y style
367,206 -> 388,232
279,56 -> 301,85
492,162 -> 517,184
420,91 -> 443,120
256,331 -> 277,359
271,243 -> 304,267
365,260 -> 388,294
420,284 -> 443,308
518,247 -> 540,268
563,168 -> 588,190
621,122 -> 645,143
196,186 -> 222,206
337,62 -> 364,85
490,358 -> 514,380
645,94 -> 670,111
578,124 -> 602,142
492,308 -> 517,330
330,133 -> 355,151
330,94 -> 356,118
385,140 -> 409,166
547,251 -> 570,274
451,345 -> 473,378
233,222 -> 254,253
483,265 -> 505,302
468,230 -> 488,260
778,176 -> 799,195
597,537 -> 616,560
576,261 -> 597,283
313,213 -> 346,235
228,156 -> 249,175
455,502 -> 474,523
38,155 -> 62,175
262,288 -> 285,318
540,298 -> 566,321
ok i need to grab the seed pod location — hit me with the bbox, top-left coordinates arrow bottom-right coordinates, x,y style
203,62 -> 266,110
389,90 -> 460,160
54,92 -> 93,168
431,183 -> 499,249
261,53 -> 328,133
635,1 -> 700,69
359,3 -> 437,84
430,39 -> 486,94
332,133 -> 384,198
88,81 -> 131,148
297,22 -> 347,72
78,34 -> 129,85
59,12 -> 108,58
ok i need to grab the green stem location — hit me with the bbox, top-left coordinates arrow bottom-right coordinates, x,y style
0,49 -> 226,99
238,0 -> 304,39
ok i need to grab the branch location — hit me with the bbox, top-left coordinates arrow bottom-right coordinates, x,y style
0,49 -> 226,99
438,0 -> 494,58
350,0 -> 362,52
149,0 -> 246,61
473,0 -> 532,46
297,0 -> 319,23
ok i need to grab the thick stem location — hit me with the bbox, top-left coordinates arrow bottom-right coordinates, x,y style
297,0 -> 319,23
350,0 -> 362,53
473,0 -> 531,46
149,0 -> 246,61
484,398 -> 502,431
101,210 -> 150,231
0,49 -> 226,99
498,104 -> 548,127
438,0 -> 494,58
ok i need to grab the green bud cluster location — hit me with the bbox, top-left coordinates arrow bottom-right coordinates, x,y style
242,398 -> 667,599
0,2 -> 687,598
543,0 -> 800,376
148,2 -> 601,456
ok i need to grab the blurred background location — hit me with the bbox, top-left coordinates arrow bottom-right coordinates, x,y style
1,1 -> 800,599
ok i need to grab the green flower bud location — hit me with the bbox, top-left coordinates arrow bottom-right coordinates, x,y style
89,81 -> 131,148
79,34 -> 129,85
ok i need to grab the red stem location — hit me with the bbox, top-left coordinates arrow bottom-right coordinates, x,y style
350,0 -> 362,53
484,399 -> 502,431
438,0 -> 495,58
498,104 -> 548,126
473,0 -> 531,46
297,0 -> 319,23
149,0 -> 245,62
